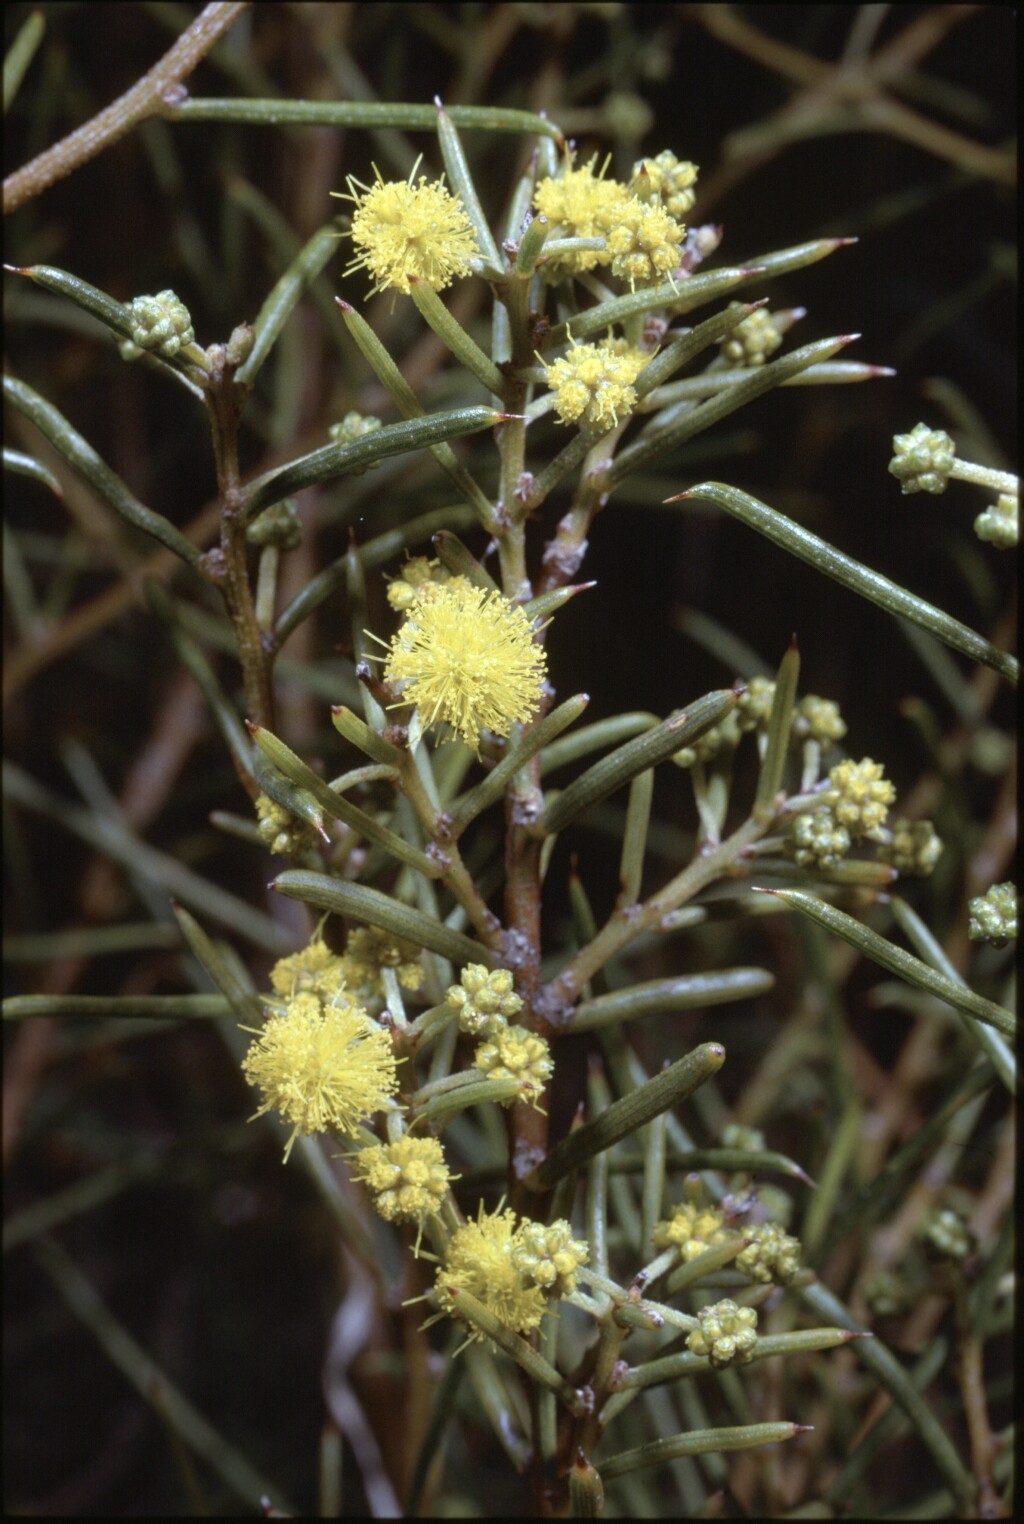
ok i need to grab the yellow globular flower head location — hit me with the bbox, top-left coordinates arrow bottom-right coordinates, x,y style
605,201 -> 684,288
242,991 -> 400,1161
446,964 -> 523,1037
828,757 -> 896,839
337,925 -> 423,1005
545,336 -> 649,431
383,583 -> 547,751
511,1219 -> 589,1296
533,155 -> 630,275
351,1135 -> 452,1226
269,936 -> 347,1002
337,164 -> 479,297
653,1201 -> 732,1261
631,150 -> 699,219
687,1299 -> 759,1368
734,1222 -> 803,1285
474,1024 -> 553,1107
436,1205 -> 548,1342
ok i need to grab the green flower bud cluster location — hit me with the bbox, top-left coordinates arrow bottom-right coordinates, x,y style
247,498 -> 301,550
122,290 -> 195,359
631,150 -> 699,218
446,964 -> 523,1037
974,492 -> 1019,549
672,708 -> 743,769
328,411 -> 383,474
968,882 -> 1017,948
888,421 -> 955,495
791,694 -> 847,748
255,792 -> 318,856
734,1222 -> 802,1285
921,1206 -> 974,1263
687,1298 -> 758,1368
720,1122 -> 765,1152
863,1268 -> 911,1319
877,818 -> 943,877
652,1200 -> 731,1260
720,303 -> 783,367
828,758 -> 896,839
603,91 -> 655,143
789,807 -> 851,869
736,676 -> 776,733
511,1219 -> 589,1296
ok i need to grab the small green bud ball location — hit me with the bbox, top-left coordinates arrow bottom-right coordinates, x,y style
889,422 -> 955,495
126,290 -> 195,359
968,882 -> 1017,948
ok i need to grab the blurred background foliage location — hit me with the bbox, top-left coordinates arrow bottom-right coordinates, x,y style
3,4 -> 1015,1516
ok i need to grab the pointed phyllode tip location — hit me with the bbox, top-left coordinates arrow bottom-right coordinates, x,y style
750,886 -> 781,896
662,489 -> 690,503
434,95 -> 444,111
837,333 -> 862,345
789,631 -> 800,651
833,236 -> 859,247
244,719 -> 259,735
334,296 -> 353,313
741,265 -> 767,277
793,1424 -> 816,1434
844,1329 -> 875,1341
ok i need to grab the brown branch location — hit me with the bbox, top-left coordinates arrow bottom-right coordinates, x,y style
4,2 -> 250,214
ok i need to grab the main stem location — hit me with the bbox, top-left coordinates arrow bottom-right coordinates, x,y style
204,364 -> 275,729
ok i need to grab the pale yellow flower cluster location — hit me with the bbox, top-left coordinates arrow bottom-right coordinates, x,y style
435,1205 -> 588,1344
382,583 -> 547,751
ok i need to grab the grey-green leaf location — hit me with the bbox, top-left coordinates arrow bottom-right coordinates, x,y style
677,482 -> 1018,685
